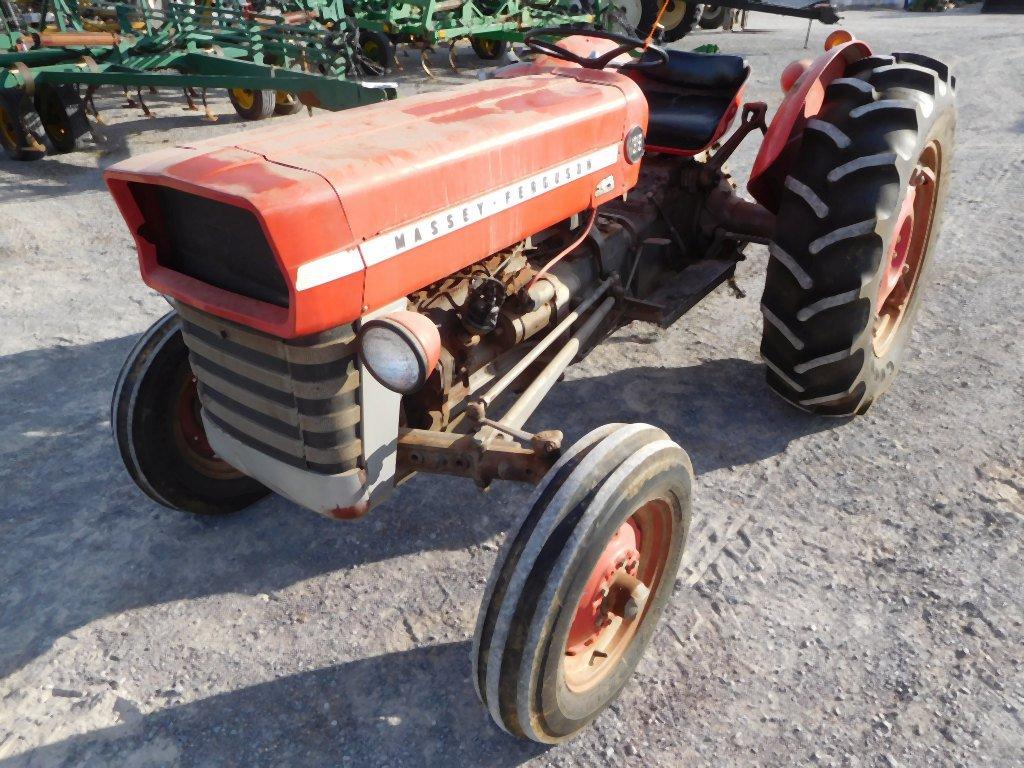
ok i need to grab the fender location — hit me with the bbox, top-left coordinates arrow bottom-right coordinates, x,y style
747,39 -> 872,212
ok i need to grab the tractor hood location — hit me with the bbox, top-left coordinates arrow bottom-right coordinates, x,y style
107,71 -> 648,338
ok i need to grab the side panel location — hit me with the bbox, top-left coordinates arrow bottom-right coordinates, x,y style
360,141 -> 632,311
747,40 -> 872,212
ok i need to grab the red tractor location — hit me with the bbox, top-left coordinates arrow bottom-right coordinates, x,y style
106,27 -> 955,742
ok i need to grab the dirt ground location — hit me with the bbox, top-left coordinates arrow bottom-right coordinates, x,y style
1,8 -> 1022,767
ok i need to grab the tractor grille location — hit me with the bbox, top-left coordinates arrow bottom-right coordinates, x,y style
174,302 -> 362,476
132,183 -> 290,308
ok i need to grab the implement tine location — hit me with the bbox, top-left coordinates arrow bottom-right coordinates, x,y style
136,87 -> 153,117
84,85 -> 104,125
201,88 -> 217,122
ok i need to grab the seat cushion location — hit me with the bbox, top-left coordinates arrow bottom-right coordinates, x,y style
630,49 -> 747,91
645,92 -> 734,152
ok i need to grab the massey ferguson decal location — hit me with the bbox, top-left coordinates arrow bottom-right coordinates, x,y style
294,144 -> 620,292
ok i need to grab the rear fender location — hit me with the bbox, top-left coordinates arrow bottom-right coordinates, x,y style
747,39 -> 872,212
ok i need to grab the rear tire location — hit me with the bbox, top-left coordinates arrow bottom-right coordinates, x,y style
112,311 -> 270,515
474,423 -> 693,743
227,88 -> 276,121
760,53 -> 956,416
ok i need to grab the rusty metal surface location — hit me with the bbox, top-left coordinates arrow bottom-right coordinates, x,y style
396,427 -> 559,487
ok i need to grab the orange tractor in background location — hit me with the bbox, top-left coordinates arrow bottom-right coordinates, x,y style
107,28 -> 956,741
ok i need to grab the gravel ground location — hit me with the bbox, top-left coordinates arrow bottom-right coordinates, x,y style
1,8 -> 1022,767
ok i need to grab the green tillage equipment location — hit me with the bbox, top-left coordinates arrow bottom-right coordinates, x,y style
0,0 -> 396,160
347,0 -> 606,76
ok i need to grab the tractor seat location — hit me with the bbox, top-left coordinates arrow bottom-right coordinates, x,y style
625,49 -> 749,153
644,93 -> 737,152
631,48 -> 748,92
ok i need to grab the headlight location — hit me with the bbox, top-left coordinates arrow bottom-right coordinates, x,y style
357,311 -> 441,394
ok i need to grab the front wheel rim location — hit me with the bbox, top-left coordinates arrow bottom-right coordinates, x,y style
562,498 -> 674,692
873,140 -> 941,356
172,374 -> 242,480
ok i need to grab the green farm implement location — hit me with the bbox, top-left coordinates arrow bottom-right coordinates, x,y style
0,0 -> 395,160
345,0 -> 605,76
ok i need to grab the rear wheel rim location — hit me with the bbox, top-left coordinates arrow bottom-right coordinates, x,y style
275,91 -> 297,108
172,374 -> 242,480
562,498 -> 674,692
873,140 -> 941,356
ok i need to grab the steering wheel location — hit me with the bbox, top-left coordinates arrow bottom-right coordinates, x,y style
523,27 -> 669,71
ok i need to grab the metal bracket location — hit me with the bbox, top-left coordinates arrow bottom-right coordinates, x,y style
396,427 -> 561,488
705,102 -> 768,177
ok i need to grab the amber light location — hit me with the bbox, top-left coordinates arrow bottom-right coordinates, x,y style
824,29 -> 854,51
780,59 -> 812,93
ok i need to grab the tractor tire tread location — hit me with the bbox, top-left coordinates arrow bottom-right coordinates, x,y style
760,55 -> 956,415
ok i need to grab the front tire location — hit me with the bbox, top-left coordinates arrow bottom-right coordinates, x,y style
474,423 -> 693,743
112,311 -> 270,514
760,53 -> 956,416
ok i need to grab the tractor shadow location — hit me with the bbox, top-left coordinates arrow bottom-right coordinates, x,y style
0,641 -> 546,768
534,357 -> 837,475
0,334 -> 513,683
0,337 -> 833,729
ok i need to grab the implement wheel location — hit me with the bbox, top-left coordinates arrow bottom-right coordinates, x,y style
33,83 -> 90,154
760,52 -> 956,416
358,30 -> 394,75
470,36 -> 508,61
613,0 -> 699,41
698,4 -> 726,28
274,90 -> 303,116
659,1 -> 702,42
0,89 -> 45,161
112,311 -> 270,515
228,88 -> 275,121
474,423 -> 693,742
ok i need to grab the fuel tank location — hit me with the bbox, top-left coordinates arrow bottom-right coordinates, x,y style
107,69 -> 648,338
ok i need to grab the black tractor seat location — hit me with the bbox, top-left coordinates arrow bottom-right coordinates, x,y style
625,49 -> 750,153
631,48 -> 748,91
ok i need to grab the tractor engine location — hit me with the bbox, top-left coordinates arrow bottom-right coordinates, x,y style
105,36 -> 767,518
